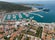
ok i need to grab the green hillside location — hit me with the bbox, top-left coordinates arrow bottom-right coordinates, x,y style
0,1 -> 32,12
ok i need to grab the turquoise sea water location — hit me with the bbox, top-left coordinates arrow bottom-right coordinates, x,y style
31,1 -> 55,23
5,1 -> 55,23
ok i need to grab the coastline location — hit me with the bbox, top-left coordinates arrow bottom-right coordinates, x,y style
0,5 -> 54,23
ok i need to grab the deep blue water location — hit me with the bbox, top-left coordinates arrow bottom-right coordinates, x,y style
5,1 -> 55,23
31,1 -> 55,23
18,1 -> 55,23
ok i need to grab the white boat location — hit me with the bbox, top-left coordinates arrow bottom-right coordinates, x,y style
31,13 -> 43,18
7,15 -> 11,19
23,13 -> 29,17
18,13 -> 22,18
13,14 -> 16,18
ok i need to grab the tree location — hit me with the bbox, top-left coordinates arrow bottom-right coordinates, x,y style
36,27 -> 43,38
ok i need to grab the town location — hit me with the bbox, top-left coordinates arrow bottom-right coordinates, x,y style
0,12 -> 55,40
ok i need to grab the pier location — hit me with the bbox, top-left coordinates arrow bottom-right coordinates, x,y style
31,13 -> 43,18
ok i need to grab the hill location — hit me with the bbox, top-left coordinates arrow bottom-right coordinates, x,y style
0,1 -> 32,12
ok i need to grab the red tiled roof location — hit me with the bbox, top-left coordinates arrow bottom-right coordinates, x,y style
0,34 -> 3,38
10,27 -> 24,40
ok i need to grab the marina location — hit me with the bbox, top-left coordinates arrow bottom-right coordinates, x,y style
0,1 -> 55,23
4,12 -> 44,21
18,13 -> 23,18
31,13 -> 44,18
23,13 -> 29,17
0,1 -> 55,40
